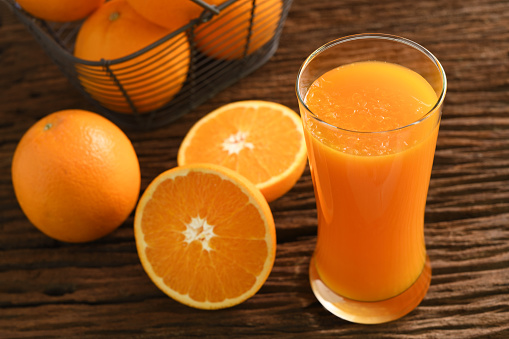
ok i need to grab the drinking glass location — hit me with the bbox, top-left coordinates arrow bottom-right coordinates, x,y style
296,33 -> 446,324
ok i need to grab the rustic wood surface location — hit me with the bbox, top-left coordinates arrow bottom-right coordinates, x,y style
1,0 -> 509,337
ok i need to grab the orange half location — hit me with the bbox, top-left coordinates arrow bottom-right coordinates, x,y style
134,163 -> 276,309
178,101 -> 307,202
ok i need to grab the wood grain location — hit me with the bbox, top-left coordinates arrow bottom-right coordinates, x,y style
1,0 -> 509,337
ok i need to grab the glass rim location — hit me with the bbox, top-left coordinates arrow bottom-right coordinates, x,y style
295,33 -> 447,134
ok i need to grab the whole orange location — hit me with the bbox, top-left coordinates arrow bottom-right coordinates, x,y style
126,0 -> 203,29
11,109 -> 141,243
16,0 -> 104,22
74,0 -> 191,114
194,0 -> 283,60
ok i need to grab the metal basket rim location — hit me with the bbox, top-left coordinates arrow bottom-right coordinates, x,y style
3,0 -> 245,66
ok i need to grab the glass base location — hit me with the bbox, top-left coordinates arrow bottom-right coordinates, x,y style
309,255 -> 431,324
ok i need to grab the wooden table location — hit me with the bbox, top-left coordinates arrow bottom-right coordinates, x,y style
1,0 -> 508,337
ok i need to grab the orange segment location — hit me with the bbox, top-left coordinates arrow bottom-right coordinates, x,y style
134,163 -> 276,310
177,101 -> 307,202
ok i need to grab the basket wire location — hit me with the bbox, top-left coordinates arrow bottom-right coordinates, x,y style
4,0 -> 293,129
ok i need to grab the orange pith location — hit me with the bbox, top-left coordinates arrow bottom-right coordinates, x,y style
134,164 -> 276,309
177,101 -> 307,202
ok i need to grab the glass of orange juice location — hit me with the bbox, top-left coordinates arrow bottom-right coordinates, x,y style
296,33 -> 447,324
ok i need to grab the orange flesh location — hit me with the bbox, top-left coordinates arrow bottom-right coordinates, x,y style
181,105 -> 303,186
304,61 -> 439,301
140,170 -> 269,303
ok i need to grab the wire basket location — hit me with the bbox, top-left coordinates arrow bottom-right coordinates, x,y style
4,0 -> 293,129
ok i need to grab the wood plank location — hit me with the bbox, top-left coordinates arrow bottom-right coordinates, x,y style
1,0 -> 508,336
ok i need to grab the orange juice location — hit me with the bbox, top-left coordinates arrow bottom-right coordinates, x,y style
303,61 -> 440,302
